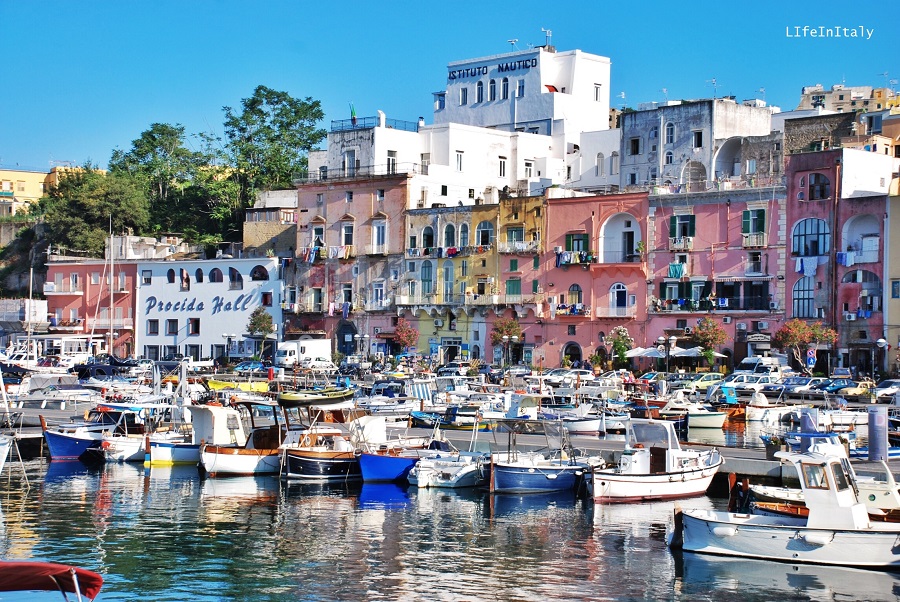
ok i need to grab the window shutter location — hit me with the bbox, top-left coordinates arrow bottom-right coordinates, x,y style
669,216 -> 676,238
532,279 -> 539,294
741,210 -> 750,234
756,209 -> 766,233
565,234 -> 573,250
687,216 -> 696,237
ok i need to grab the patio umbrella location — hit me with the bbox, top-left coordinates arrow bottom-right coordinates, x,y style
624,347 -> 646,358
673,346 -> 725,358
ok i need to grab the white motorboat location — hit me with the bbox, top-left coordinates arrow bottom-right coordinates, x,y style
0,434 -> 12,474
658,395 -> 726,429
671,449 -> 900,568
407,451 -> 490,488
587,418 -> 723,503
744,391 -> 794,423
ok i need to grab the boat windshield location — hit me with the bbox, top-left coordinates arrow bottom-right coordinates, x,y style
630,422 -> 675,449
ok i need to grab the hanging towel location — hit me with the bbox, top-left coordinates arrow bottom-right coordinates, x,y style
668,263 -> 685,278
342,302 -> 350,319
795,258 -> 803,274
802,257 -> 817,277
328,302 -> 335,316
549,302 -> 557,319
845,251 -> 856,267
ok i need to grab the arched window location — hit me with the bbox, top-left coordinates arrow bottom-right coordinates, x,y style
489,79 -> 497,101
792,277 -> 815,318
476,81 -> 484,103
664,151 -> 674,165
596,153 -> 605,176
228,267 -> 243,290
459,223 -> 470,247
444,224 -> 456,247
421,261 -> 434,294
568,284 -> 583,305
195,268 -> 204,283
792,218 -> 831,257
422,226 -> 435,248
209,268 -> 223,283
665,122 -> 675,144
250,265 -> 269,281
472,344 -> 481,360
501,77 -> 509,100
179,268 -> 190,291
610,282 -> 628,316
167,269 -> 175,284
475,221 -> 494,246
610,152 -> 620,175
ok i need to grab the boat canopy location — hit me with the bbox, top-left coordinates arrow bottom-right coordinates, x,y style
0,561 -> 104,600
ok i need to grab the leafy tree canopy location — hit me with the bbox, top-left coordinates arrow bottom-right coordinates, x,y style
772,319 -> 838,374
608,325 -> 634,368
247,306 -> 275,338
394,318 -> 419,350
490,317 -> 523,346
222,85 -> 327,206
43,166 -> 149,257
692,317 -> 728,365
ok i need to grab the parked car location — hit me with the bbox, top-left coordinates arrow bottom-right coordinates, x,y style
812,378 -> 857,394
683,372 -> 724,393
504,365 -> 533,378
437,361 -> 471,377
477,364 -> 502,383
546,368 -> 593,386
836,378 -> 876,397
301,357 -> 338,373
233,360 -> 266,375
874,379 -> 900,402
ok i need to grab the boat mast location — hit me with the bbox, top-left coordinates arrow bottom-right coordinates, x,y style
108,216 -> 114,356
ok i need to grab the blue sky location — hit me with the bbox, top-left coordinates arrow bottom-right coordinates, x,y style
2,0 -> 897,172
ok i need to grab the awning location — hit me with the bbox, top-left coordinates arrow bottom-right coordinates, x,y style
545,85 -> 559,92
376,331 -> 396,339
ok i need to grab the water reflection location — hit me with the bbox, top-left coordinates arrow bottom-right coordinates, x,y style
0,461 -> 897,600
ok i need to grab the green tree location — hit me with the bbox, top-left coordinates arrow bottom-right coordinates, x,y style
246,306 -> 275,338
692,317 -> 728,365
490,317 -> 523,366
109,123 -> 210,235
222,86 -> 327,207
772,319 -> 838,374
394,318 -> 419,350
43,166 -> 149,256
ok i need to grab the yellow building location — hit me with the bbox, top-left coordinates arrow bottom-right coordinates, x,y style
0,167 -> 53,215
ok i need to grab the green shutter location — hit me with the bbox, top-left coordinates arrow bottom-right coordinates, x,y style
532,279 -> 539,293
687,216 -> 696,237
741,210 -> 750,234
669,216 -> 676,238
565,234 -> 573,250
509,259 -> 518,272
533,256 -> 539,269
756,209 -> 766,233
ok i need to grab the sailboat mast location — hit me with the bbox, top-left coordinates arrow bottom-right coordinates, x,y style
109,217 -> 114,355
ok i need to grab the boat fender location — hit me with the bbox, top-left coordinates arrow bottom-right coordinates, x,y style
801,531 -> 834,546
710,526 -> 737,537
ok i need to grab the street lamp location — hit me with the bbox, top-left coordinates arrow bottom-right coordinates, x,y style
875,338 -> 887,380
363,334 -> 370,359
223,333 -> 236,366
657,334 -> 678,393
354,333 -> 361,355
502,335 -> 509,367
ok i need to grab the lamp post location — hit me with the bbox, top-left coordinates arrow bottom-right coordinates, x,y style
363,334 -> 370,360
502,335 -> 509,368
354,333 -> 361,355
657,334 -> 678,393
223,333 -> 236,366
875,338 -> 887,380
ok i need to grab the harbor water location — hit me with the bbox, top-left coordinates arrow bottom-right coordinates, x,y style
2,455 -> 900,601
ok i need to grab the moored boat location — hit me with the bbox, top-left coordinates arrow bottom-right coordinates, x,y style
587,417 -> 722,503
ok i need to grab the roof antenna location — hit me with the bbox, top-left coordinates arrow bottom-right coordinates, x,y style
758,87 -> 766,102
706,77 -> 718,99
661,88 -> 668,102
507,38 -> 518,50
541,28 -> 552,47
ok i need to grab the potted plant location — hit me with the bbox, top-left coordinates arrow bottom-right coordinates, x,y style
764,435 -> 790,460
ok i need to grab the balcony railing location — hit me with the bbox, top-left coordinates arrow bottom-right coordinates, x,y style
395,293 -> 546,306
596,306 -> 636,318
601,251 -> 643,263
43,283 -> 84,295
364,299 -> 394,311
406,246 -> 484,258
86,318 -> 134,330
298,245 -> 356,260
668,237 -> 694,251
742,232 -> 768,248
551,303 -> 591,317
281,302 -> 324,314
362,245 -> 389,256
293,161 -> 422,184
497,240 -> 541,254
330,116 -> 420,133
652,297 -> 771,312
744,261 -> 764,275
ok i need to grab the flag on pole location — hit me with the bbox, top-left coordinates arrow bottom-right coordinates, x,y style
349,102 -> 357,126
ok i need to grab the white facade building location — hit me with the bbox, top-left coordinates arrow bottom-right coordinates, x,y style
133,257 -> 282,361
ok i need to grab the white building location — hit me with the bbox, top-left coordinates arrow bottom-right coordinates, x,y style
133,257 -> 282,361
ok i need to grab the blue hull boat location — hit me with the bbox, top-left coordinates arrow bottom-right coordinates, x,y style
43,429 -> 102,460
359,452 -> 420,483
490,454 -> 584,493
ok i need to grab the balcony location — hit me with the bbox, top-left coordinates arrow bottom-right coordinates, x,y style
297,246 -> 356,261
43,283 -> 84,295
744,260 -> 764,275
552,303 -> 591,317
497,240 -> 541,254
395,292 -> 545,307
742,232 -> 768,248
281,302 -> 324,314
86,318 -> 134,330
668,237 -> 694,251
667,263 -> 689,279
364,299 -> 394,311
556,252 -> 597,268
362,245 -> 389,256
406,246 -> 480,258
596,306 -> 636,318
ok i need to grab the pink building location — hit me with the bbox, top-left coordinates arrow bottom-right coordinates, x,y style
540,191 -> 648,366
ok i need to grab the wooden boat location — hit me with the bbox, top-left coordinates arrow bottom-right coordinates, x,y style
277,386 -> 354,408
587,418 -> 722,503
39,403 -> 146,460
750,500 -> 900,523
0,560 -> 104,601
199,398 -> 284,477
670,449 -> 900,568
